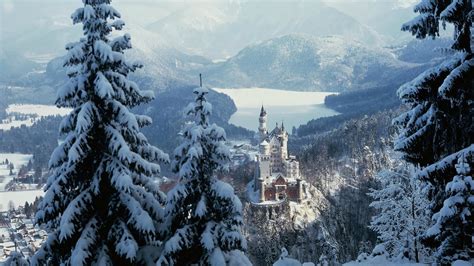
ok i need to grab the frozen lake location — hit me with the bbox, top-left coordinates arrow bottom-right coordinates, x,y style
213,88 -> 339,131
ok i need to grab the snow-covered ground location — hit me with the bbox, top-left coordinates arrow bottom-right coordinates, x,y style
0,104 -> 71,131
0,215 -> 48,262
5,104 -> 71,117
344,256 -> 473,266
0,190 -> 44,212
0,153 -> 33,191
344,257 -> 424,266
0,153 -> 43,211
227,139 -> 259,167
213,88 -> 339,131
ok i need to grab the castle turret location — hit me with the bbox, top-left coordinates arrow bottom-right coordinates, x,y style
280,122 -> 288,160
259,140 -> 270,156
258,105 -> 267,141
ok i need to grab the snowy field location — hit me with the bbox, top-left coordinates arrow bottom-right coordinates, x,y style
344,257 -> 472,266
213,88 -> 339,131
0,153 -> 44,211
0,190 -> 44,212
0,104 -> 72,131
343,257 -> 424,266
0,153 -> 33,191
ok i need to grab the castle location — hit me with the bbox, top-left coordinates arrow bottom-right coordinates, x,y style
251,106 -> 305,203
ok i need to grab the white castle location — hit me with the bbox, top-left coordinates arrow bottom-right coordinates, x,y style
252,106 -> 305,203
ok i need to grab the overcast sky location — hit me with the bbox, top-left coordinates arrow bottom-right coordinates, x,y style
0,0 -> 421,59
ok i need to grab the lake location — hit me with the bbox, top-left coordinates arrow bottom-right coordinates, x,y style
213,88 -> 339,131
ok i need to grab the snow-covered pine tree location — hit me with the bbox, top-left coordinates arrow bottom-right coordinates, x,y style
5,251 -> 29,266
426,154 -> 474,263
394,0 -> 474,262
368,164 -> 430,262
396,0 -> 474,166
157,86 -> 250,266
31,1 -> 169,264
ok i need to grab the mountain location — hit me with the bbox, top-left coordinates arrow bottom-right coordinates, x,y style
324,1 -> 416,42
201,34 -> 421,92
1,22 -> 213,104
0,51 -> 40,82
146,1 -> 385,59
391,38 -> 452,63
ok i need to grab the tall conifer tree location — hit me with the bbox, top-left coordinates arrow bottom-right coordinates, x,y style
395,0 -> 473,262
157,86 -> 250,265
32,0 -> 168,264
369,165 -> 430,262
426,155 -> 474,263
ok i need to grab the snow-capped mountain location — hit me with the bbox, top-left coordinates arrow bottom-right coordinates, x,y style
392,38 -> 452,63
0,2 -> 208,92
3,21 -> 211,99
201,34 -> 420,92
146,0 -> 385,59
1,1 -> 438,97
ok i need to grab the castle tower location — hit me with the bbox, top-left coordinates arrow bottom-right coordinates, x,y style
256,149 -> 271,184
258,105 -> 267,142
280,122 -> 288,160
296,178 -> 303,202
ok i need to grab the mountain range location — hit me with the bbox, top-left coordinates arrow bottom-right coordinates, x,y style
201,34 -> 427,91
0,0 -> 451,102
146,1 -> 384,59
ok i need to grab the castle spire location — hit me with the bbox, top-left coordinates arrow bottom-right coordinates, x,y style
258,105 -> 268,142
281,121 -> 285,131
260,105 -> 267,117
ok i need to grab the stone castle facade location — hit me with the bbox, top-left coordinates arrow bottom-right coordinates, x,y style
252,106 -> 304,203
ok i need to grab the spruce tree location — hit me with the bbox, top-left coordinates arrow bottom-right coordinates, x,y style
157,86 -> 250,265
394,0 -> 473,262
426,155 -> 474,263
368,165 -> 430,262
32,1 -> 168,264
5,251 -> 29,266
396,0 -> 473,166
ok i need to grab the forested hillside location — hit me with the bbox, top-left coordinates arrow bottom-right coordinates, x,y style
138,86 -> 252,154
288,102 -> 400,260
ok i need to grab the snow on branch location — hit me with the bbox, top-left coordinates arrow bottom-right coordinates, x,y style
59,189 -> 93,241
112,221 -> 139,260
440,0 -> 466,23
70,218 -> 99,266
418,144 -> 474,180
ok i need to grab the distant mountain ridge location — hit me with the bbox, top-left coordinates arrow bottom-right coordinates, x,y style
3,33 -> 443,105
146,0 -> 385,59
201,34 -> 423,92
1,3 -> 450,100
